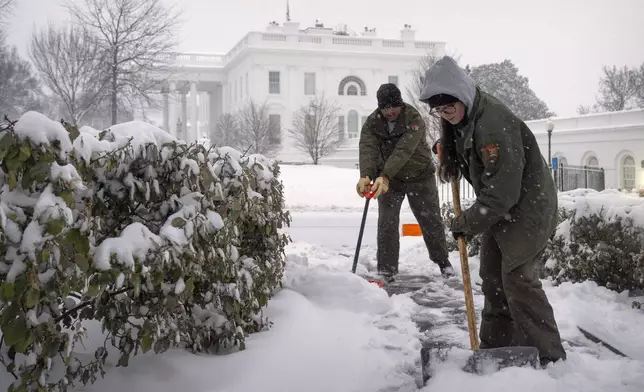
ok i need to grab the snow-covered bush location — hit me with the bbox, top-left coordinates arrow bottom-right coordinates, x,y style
440,199 -> 481,257
543,189 -> 644,293
0,112 -> 291,391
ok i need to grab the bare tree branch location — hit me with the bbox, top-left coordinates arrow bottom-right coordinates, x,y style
636,63 -> 644,107
596,65 -> 640,111
236,100 -> 281,157
0,0 -> 14,41
62,0 -> 183,125
213,112 -> 242,148
29,23 -> 107,125
404,53 -> 449,146
0,46 -> 43,119
288,95 -> 342,164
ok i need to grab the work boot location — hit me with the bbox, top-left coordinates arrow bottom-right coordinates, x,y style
438,260 -> 455,278
377,270 -> 396,283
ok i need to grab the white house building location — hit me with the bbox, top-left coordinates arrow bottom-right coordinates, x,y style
155,17 -> 445,162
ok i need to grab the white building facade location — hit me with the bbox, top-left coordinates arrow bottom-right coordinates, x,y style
155,19 -> 445,162
528,109 -> 644,192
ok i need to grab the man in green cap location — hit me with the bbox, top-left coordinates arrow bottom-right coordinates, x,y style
357,83 -> 454,282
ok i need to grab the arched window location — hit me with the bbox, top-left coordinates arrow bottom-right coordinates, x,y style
347,110 -> 359,139
338,76 -> 367,96
621,155 -> 636,191
586,156 -> 598,167
347,85 -> 358,96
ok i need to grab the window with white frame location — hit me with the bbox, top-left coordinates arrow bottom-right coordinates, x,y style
586,156 -> 598,167
556,156 -> 568,166
338,76 -> 367,96
388,75 -> 398,86
304,72 -> 316,95
269,71 -> 280,94
347,110 -> 359,139
621,154 -> 636,191
338,116 -> 345,140
268,114 -> 281,145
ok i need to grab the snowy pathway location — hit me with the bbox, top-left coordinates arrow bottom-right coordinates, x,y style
60,212 -> 644,392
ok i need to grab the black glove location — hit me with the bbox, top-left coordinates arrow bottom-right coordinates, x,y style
450,215 -> 468,241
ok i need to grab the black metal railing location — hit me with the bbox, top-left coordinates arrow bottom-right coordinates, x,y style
552,164 -> 605,192
437,176 -> 475,203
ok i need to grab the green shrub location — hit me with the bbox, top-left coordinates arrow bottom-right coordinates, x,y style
0,111 -> 290,391
543,190 -> 644,293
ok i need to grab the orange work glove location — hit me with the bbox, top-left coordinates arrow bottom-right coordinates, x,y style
371,176 -> 389,199
356,176 -> 372,197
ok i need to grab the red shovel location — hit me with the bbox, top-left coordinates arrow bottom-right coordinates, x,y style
351,183 -> 384,288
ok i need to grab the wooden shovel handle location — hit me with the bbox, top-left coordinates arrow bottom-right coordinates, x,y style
451,180 -> 480,351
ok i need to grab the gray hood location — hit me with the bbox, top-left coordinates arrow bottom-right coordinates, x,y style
419,56 -> 477,116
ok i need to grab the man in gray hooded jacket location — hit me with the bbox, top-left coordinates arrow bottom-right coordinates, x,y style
418,55 -> 567,366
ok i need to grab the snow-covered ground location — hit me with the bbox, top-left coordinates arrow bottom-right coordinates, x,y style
3,164 -> 643,392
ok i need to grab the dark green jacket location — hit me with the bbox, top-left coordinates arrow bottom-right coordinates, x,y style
358,103 -> 434,182
420,56 -> 558,268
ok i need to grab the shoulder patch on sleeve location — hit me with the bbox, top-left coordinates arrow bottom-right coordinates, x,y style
481,143 -> 499,165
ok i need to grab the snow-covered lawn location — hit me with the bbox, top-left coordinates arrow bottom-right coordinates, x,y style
3,164 -> 643,392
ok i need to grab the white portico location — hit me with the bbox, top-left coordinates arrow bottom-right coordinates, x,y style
154,17 -> 445,161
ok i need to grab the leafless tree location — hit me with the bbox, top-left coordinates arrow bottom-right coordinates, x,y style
596,65 -> 639,111
236,100 -> 281,157
405,53 -> 447,146
29,24 -> 106,125
289,95 -> 342,164
635,63 -> 644,107
576,104 -> 591,115
62,0 -> 182,125
0,46 -> 43,119
213,112 -> 242,148
0,0 -> 14,41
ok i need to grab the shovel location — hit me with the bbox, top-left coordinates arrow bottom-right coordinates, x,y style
351,183 -> 384,288
421,179 -> 540,383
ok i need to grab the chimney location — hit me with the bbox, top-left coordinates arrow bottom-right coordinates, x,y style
283,20 -> 300,34
400,24 -> 416,41
266,21 -> 282,32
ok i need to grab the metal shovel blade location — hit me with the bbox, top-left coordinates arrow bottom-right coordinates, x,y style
421,345 -> 540,384
463,346 -> 540,374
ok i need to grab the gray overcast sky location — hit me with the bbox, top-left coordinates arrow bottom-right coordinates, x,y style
6,0 -> 644,117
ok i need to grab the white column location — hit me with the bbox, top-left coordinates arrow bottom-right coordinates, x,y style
168,82 -> 177,137
201,92 -> 210,141
207,90 -> 215,142
190,82 -> 199,143
210,85 -> 223,143
162,88 -> 170,132
180,92 -> 187,141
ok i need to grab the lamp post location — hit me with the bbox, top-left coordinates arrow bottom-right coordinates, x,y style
546,118 -> 554,169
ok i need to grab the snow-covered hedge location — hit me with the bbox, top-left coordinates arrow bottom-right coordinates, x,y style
543,189 -> 644,293
0,112 -> 291,391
